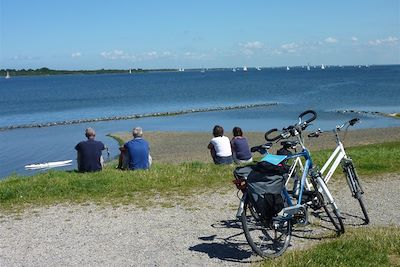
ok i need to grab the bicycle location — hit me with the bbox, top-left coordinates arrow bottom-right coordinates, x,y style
233,110 -> 344,258
308,118 -> 369,224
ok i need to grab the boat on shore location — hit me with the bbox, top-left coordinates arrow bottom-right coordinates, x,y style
25,160 -> 73,170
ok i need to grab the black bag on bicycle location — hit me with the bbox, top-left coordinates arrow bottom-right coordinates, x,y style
246,170 -> 285,222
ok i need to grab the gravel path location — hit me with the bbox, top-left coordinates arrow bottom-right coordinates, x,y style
0,174 -> 399,266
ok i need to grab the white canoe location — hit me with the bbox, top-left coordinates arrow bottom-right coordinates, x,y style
25,160 -> 73,170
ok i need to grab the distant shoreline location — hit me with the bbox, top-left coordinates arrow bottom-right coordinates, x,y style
2,64 -> 399,77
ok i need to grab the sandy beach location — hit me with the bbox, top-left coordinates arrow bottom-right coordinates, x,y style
111,126 -> 400,164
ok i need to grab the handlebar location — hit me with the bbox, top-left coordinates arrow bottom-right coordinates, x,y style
299,110 -> 317,124
265,110 -> 318,142
251,142 -> 273,153
337,117 -> 360,131
264,128 -> 282,142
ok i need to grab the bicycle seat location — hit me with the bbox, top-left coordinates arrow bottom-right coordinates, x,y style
281,141 -> 298,149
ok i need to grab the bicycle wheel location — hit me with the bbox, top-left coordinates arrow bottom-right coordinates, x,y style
313,176 -> 345,234
241,198 -> 291,258
343,161 -> 370,224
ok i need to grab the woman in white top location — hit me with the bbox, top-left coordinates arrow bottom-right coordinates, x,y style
207,125 -> 233,164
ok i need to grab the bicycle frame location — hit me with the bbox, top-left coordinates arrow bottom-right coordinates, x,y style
285,149 -> 312,205
285,156 -> 313,191
320,140 -> 347,184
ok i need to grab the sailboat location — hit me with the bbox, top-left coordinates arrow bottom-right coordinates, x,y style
321,64 -> 325,70
5,71 -> 10,79
256,67 -> 261,71
243,66 -> 247,72
286,66 -> 290,71
232,68 -> 237,72
307,65 -> 311,71
129,69 -> 132,74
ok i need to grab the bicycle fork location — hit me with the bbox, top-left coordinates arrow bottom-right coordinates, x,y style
236,192 -> 247,218
342,158 -> 364,196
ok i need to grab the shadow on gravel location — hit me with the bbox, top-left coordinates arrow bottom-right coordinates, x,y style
341,211 -> 368,226
189,219 -> 258,263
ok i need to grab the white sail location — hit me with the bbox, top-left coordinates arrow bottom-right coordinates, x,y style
243,66 -> 247,71
321,64 -> 325,70
286,66 -> 290,71
5,71 -> 10,79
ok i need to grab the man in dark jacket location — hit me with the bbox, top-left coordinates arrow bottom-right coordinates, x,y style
75,127 -> 106,172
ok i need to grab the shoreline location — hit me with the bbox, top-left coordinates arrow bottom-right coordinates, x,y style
110,126 -> 400,165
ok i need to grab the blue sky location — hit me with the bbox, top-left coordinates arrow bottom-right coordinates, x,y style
1,0 -> 399,70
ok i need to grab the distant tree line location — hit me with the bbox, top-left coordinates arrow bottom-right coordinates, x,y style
0,67 -> 154,77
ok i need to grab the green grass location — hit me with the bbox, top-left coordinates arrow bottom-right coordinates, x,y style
0,162 -> 232,210
263,227 -> 400,267
311,141 -> 400,177
0,141 -> 399,210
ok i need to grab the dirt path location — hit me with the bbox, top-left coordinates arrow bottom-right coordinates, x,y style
0,174 -> 399,266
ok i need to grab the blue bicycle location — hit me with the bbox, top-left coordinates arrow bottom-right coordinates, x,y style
234,110 -> 344,258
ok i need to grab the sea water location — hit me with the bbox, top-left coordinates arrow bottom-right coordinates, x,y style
0,65 -> 399,178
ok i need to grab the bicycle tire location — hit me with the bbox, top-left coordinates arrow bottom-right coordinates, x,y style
241,197 -> 291,258
343,162 -> 370,224
313,176 -> 345,234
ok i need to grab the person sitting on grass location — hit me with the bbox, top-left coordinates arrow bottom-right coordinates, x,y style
231,126 -> 253,164
119,127 -> 151,170
207,125 -> 233,165
75,127 -> 106,172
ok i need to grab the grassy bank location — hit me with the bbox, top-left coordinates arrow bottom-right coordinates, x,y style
263,227 -> 400,266
0,162 -> 232,210
311,141 -> 400,176
0,141 -> 399,210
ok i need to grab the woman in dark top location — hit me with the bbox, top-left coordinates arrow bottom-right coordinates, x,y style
231,126 -> 253,164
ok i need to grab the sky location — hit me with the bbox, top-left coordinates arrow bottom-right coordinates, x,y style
0,0 -> 399,70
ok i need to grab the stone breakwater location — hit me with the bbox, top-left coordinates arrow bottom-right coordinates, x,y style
0,102 -> 278,131
337,109 -> 399,118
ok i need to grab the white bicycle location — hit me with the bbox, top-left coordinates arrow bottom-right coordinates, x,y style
282,118 -> 369,224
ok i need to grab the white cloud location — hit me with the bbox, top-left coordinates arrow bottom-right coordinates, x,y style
368,36 -> 399,46
100,50 -> 133,60
71,52 -> 81,58
147,51 -> 158,57
242,41 -> 264,49
351,36 -> 358,42
281,42 -> 299,53
325,37 -> 338,43
11,55 -> 37,60
239,41 -> 264,56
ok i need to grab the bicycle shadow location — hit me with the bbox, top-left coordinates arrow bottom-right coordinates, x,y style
340,211 -> 368,226
189,214 -> 345,263
188,219 -> 258,263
